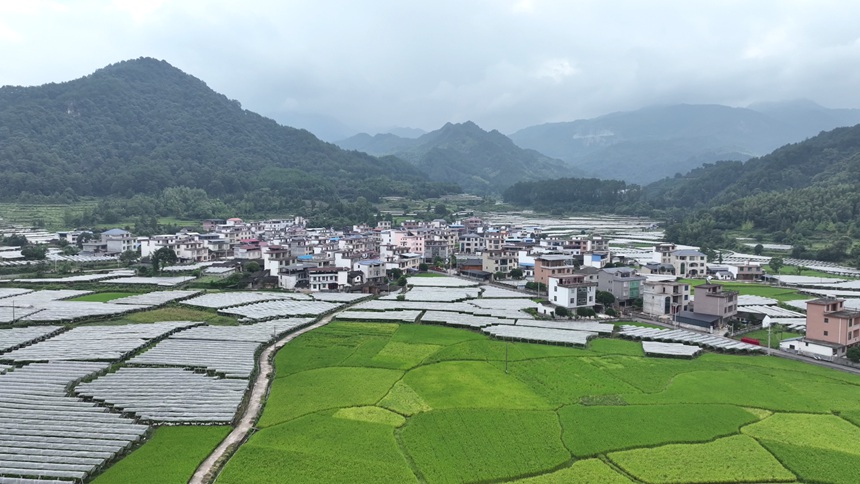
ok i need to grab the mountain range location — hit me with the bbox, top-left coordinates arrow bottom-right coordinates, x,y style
338,121 -> 583,194
509,101 -> 860,184
0,58 -> 455,204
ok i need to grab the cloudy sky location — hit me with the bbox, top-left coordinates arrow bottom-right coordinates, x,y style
1,1 -> 858,139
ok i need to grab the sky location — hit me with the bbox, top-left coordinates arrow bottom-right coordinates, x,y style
2,0 -> 859,140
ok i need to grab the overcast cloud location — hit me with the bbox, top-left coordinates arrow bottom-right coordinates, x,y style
1,0 -> 859,139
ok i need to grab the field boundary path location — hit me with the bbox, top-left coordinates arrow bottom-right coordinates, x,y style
190,313 -> 337,484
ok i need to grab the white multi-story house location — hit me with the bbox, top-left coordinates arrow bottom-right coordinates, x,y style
548,274 -> 597,309
642,280 -> 691,318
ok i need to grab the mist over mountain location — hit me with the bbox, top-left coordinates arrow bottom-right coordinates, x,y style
510,102 -> 860,184
337,121 -> 583,194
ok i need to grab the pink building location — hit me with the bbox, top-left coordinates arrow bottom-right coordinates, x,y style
806,298 -> 860,355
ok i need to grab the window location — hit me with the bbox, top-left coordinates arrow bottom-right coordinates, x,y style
824,331 -> 829,336
824,318 -> 829,323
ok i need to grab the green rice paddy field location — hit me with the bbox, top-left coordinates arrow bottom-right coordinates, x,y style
212,321 -> 860,484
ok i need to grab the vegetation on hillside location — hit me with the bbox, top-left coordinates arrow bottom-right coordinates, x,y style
0,58 -> 458,220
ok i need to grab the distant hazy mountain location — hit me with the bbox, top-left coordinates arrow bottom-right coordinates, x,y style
385,127 -> 426,138
338,121 -> 582,194
510,102 -> 860,184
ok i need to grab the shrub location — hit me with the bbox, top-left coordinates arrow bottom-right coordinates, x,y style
576,307 -> 596,318
555,306 -> 569,318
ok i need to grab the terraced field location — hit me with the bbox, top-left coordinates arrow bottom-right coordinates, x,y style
217,321 -> 860,483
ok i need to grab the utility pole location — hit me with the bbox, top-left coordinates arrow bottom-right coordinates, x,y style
505,342 -> 509,374
767,323 -> 772,356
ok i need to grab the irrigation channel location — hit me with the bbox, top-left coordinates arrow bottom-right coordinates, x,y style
189,313 -> 336,484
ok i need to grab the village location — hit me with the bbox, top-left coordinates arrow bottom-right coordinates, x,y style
3,213 -> 860,365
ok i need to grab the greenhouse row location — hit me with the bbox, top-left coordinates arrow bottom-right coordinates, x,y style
0,362 -> 147,482
482,324 -> 597,346
618,325 -> 764,352
1,322 -> 199,362
76,367 -> 247,423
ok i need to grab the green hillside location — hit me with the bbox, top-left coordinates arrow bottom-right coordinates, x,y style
339,121 -> 582,194
0,58 -> 456,206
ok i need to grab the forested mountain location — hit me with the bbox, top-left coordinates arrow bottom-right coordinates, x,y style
649,124 -> 860,252
504,123 -> 860,262
510,102 -> 860,184
337,121 -> 583,194
0,57 -> 457,207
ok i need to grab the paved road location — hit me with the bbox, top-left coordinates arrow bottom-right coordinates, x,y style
189,314 -> 336,484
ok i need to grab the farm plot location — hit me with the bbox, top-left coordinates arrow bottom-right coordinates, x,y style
219,410 -> 416,483
400,408 -> 569,484
483,324 -> 596,346
517,320 -> 614,333
0,321 -> 199,362
14,273 -> 119,284
19,300 -> 151,323
220,321 -> 860,484
182,292 -> 295,309
618,325 -> 762,352
309,292 -> 368,303
642,341 -> 702,357
391,286 -> 480,302
108,290 -> 201,306
336,310 -> 421,323
218,299 -> 341,320
512,459 -> 632,483
103,276 -> 196,286
169,318 -> 313,343
76,367 -> 247,423
0,290 -> 94,304
0,288 -> 33,300
0,306 -> 44,324
479,285 -> 528,298
421,310 -> 514,328
607,435 -> 795,483
559,404 -> 759,457
0,326 -> 63,353
128,339 -> 261,378
350,299 -> 478,313
406,276 -> 478,287
91,426 -> 230,484
0,361 -> 148,482
468,298 -> 539,312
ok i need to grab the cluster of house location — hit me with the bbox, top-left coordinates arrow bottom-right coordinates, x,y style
52,218 -> 766,329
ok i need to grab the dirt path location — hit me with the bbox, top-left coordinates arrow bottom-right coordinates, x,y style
189,314 -> 336,484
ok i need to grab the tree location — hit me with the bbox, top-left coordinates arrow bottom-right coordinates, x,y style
576,307 -> 597,318
418,263 -> 429,272
434,204 -> 448,216
754,244 -> 764,256
388,268 -> 403,280
769,257 -> 784,275
509,268 -> 523,279
245,261 -> 261,273
396,275 -> 408,287
494,271 -> 506,281
20,245 -> 47,260
596,291 -> 616,308
61,244 -> 80,256
2,234 -> 29,247
150,247 -> 178,273
847,346 -> 860,363
794,265 -> 808,275
119,249 -> 138,265
555,306 -> 569,318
